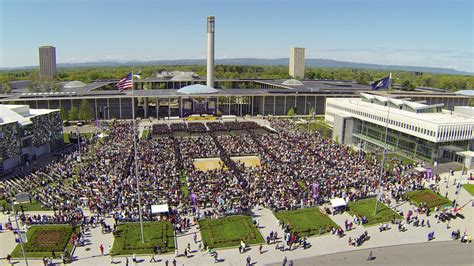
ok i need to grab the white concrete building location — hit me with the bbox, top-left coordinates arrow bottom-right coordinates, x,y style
325,93 -> 474,166
289,47 -> 305,79
0,105 -> 63,176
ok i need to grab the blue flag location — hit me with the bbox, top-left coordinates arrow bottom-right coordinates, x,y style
371,74 -> 392,90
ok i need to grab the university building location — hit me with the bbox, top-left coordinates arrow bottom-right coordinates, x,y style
325,93 -> 474,166
0,104 -> 63,176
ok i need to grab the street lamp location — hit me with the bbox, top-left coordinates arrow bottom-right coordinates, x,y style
8,191 -> 28,266
75,128 -> 82,162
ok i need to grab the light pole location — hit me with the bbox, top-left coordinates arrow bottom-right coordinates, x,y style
8,191 -> 28,266
307,102 -> 313,131
76,128 -> 82,162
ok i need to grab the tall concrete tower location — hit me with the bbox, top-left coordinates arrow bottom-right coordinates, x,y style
206,16 -> 215,88
289,47 -> 305,79
39,45 -> 57,79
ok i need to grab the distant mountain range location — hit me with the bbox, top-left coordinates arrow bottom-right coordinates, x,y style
1,58 -> 472,75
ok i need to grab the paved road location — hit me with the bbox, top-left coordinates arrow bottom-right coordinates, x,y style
268,241 -> 474,266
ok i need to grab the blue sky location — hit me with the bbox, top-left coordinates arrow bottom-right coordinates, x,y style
1,0 -> 472,72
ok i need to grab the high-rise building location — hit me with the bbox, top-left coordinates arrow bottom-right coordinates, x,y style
289,47 -> 305,79
39,46 -> 56,79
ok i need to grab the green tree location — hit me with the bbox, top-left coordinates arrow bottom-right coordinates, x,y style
60,108 -> 67,121
78,99 -> 94,121
68,107 -> 79,121
1,82 -> 12,94
401,80 -> 415,91
287,107 -> 296,116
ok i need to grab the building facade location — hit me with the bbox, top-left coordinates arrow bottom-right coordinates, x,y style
0,105 -> 63,176
289,47 -> 305,79
39,46 -> 57,79
325,94 -> 474,165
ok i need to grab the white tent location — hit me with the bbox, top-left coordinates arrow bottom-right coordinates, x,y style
98,133 -> 109,138
330,198 -> 347,208
414,167 -> 427,173
151,204 -> 169,214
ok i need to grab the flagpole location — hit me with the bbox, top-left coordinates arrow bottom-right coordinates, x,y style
374,73 -> 392,215
131,70 -> 145,243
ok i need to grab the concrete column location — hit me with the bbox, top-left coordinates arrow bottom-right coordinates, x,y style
47,100 -> 50,109
119,97 -> 122,119
216,97 -> 219,116
228,96 -> 231,115
144,97 -> 149,118
304,95 -> 307,114
284,95 -> 287,115
95,98 -> 98,120
156,97 -> 159,118
262,96 -> 265,115
251,96 -> 254,116
107,98 -> 110,119
273,96 -> 276,115
168,98 -> 171,118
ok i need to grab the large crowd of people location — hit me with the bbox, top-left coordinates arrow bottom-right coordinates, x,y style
1,118 -> 429,226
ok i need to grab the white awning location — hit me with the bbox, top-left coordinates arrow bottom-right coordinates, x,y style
414,167 -> 427,172
330,198 -> 347,208
151,204 -> 169,214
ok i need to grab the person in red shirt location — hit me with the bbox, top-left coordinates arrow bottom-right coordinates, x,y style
100,244 -> 104,256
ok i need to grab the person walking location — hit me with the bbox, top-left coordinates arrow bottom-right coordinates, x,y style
193,232 -> 198,243
367,250 -> 374,261
150,253 -> 157,263
100,244 -> 104,256
289,260 -> 294,266
246,255 -> 251,266
283,256 -> 288,266
259,244 -> 263,254
125,256 -> 129,266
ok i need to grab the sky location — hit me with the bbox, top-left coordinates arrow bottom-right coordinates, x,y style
0,0 -> 473,72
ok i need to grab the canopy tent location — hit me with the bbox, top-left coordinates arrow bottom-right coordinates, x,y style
330,198 -> 347,208
151,204 -> 169,214
98,133 -> 109,138
414,167 -> 428,173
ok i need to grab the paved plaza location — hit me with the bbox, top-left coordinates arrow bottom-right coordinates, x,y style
0,169 -> 473,265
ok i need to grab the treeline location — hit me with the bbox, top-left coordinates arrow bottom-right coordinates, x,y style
1,65 -> 473,92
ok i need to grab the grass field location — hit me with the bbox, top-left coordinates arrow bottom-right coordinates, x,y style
274,207 -> 337,237
230,156 -> 261,168
11,225 -> 77,258
63,132 -> 71,143
199,215 -> 264,249
298,122 -> 332,138
112,222 -> 175,255
406,189 -> 452,210
462,184 -> 474,196
141,129 -> 150,139
347,198 -> 402,226
193,158 -> 226,171
180,173 -> 190,198
0,199 -> 50,212
376,153 -> 415,166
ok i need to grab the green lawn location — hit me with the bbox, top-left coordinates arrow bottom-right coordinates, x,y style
141,129 -> 150,139
63,132 -> 71,143
112,222 -> 175,255
11,225 -> 77,258
376,152 -> 415,166
274,207 -> 337,237
0,199 -> 50,212
179,174 -> 189,199
462,184 -> 474,196
406,189 -> 452,210
298,122 -> 332,138
199,215 -> 264,249
347,198 -> 402,226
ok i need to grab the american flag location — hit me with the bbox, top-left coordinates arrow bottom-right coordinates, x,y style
115,72 -> 133,91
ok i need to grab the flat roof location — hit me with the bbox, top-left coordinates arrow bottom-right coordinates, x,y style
331,97 -> 474,125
